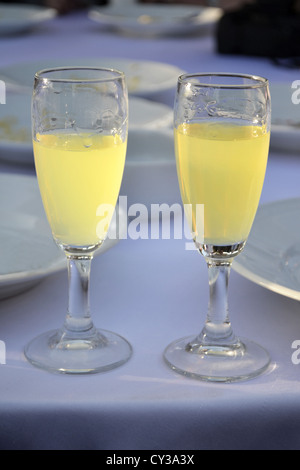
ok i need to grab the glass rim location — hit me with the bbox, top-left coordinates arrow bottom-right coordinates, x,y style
34,66 -> 125,84
178,72 -> 269,89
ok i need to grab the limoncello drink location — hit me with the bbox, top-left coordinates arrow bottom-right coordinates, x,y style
33,131 -> 127,247
175,122 -> 270,246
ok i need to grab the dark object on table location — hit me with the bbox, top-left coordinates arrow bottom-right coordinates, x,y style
45,0 -> 108,14
217,0 -> 300,58
0,0 -> 109,15
137,0 -> 249,9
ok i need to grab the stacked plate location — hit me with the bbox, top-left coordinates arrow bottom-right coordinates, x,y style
0,3 -> 56,35
0,58 -> 180,165
88,4 -> 222,37
270,83 -> 300,153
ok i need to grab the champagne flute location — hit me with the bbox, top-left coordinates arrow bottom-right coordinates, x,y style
25,67 -> 132,374
164,73 -> 271,383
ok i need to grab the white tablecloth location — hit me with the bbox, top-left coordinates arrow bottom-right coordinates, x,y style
0,9 -> 300,451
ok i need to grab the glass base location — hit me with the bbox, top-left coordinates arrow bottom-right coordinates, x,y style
24,328 -> 132,375
164,335 -> 270,383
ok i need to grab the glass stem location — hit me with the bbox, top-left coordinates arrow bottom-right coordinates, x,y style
194,260 -> 239,348
63,254 -> 96,338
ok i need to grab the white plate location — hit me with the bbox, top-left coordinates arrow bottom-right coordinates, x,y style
121,127 -> 181,210
88,4 -> 222,37
130,97 -> 173,130
0,3 -> 56,35
0,58 -> 184,97
0,173 -> 126,299
0,91 -> 173,165
233,198 -> 300,301
270,83 -> 300,153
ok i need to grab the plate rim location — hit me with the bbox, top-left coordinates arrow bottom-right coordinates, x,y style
0,58 -> 185,97
232,197 -> 300,300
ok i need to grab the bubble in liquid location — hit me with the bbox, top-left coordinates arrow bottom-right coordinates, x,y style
83,134 -> 94,149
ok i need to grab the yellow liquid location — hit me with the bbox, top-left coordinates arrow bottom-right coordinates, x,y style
33,131 -> 127,247
175,122 -> 270,246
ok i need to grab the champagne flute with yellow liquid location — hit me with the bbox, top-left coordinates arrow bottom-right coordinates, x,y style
164,73 -> 271,382
25,67 -> 132,374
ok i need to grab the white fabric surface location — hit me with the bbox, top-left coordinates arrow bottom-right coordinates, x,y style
0,10 -> 300,450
